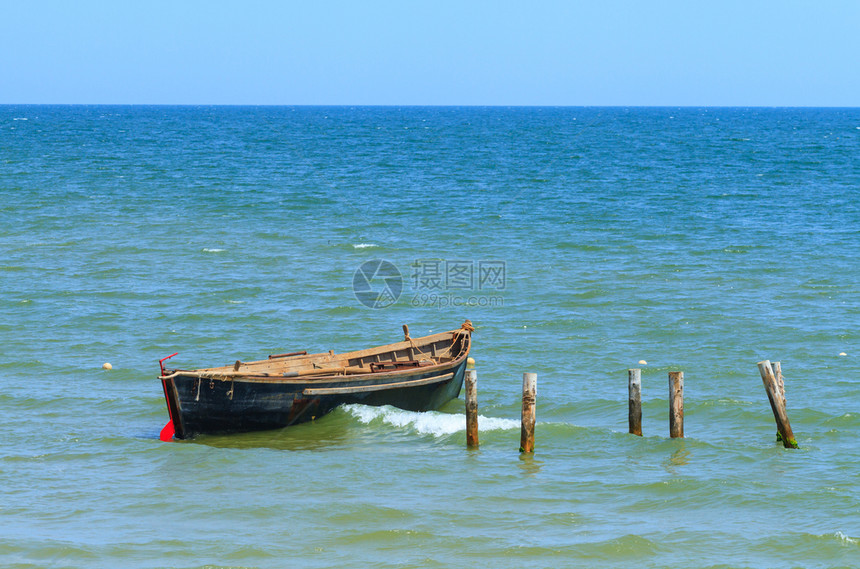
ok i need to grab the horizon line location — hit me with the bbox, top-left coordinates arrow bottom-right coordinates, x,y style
2,103 -> 858,109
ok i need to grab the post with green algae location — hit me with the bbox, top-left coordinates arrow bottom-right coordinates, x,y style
757,360 -> 799,449
464,369 -> 479,448
668,371 -> 684,438
520,373 -> 537,453
628,368 -> 643,436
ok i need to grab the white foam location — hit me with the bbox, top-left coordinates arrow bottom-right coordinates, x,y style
353,243 -> 378,249
835,531 -> 858,545
343,404 -> 519,437
202,248 -> 225,253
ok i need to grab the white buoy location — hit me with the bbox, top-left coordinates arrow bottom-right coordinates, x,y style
638,360 -> 647,365
102,363 -> 112,370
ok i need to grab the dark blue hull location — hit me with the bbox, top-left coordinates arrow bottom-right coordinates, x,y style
162,358 -> 468,439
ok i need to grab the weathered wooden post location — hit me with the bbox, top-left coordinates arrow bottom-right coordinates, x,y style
758,360 -> 798,449
668,371 -> 684,438
628,368 -> 642,436
520,372 -> 537,453
771,361 -> 785,442
771,361 -> 786,407
464,369 -> 479,448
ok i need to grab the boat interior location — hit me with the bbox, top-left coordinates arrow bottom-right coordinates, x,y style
162,325 -> 472,379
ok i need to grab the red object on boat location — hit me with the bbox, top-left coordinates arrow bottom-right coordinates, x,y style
159,352 -> 178,376
159,420 -> 175,441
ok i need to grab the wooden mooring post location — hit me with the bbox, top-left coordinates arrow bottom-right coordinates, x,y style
772,361 -> 786,405
520,372 -> 537,453
668,371 -> 684,438
757,360 -> 798,449
464,369 -> 479,448
772,361 -> 786,443
628,368 -> 642,436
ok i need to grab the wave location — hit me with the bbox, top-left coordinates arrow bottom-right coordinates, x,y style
352,243 -> 378,249
342,404 -> 519,437
202,248 -> 225,253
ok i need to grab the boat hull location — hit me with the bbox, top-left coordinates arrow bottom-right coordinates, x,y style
162,359 -> 467,439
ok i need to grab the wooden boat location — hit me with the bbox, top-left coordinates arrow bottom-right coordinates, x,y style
159,321 -> 473,440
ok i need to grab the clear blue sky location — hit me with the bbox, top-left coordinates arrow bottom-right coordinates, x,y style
2,0 -> 858,106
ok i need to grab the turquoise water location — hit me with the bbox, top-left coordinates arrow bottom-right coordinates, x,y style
1,106 -> 859,568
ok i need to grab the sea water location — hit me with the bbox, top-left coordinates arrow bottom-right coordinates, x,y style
1,106 -> 859,568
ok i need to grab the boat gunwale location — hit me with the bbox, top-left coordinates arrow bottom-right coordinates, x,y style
302,371 -> 456,395
159,328 -> 471,385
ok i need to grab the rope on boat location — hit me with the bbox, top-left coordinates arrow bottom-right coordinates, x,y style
413,319 -> 474,361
